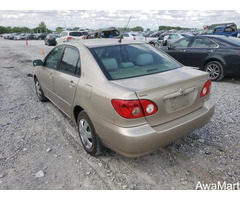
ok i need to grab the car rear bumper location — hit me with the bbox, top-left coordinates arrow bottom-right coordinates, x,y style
90,99 -> 215,157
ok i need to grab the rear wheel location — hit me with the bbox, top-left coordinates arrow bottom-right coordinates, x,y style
204,61 -> 224,81
77,111 -> 104,156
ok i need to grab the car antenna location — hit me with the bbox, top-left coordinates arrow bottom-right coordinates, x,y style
118,15 -> 132,44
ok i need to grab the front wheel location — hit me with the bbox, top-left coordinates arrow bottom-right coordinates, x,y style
34,78 -> 48,102
204,61 -> 224,81
77,111 -> 104,156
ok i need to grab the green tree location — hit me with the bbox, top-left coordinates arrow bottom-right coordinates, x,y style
72,27 -> 79,31
0,26 -> 8,34
131,26 -> 144,32
56,27 -> 64,34
38,22 -> 47,31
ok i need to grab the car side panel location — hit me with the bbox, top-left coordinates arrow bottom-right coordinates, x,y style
221,48 -> 240,74
53,71 -> 80,117
183,48 -> 216,68
35,66 -> 55,100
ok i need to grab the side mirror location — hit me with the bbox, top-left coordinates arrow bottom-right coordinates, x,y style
33,59 -> 43,67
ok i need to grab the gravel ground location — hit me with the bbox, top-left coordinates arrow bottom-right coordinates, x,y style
0,38 -> 239,190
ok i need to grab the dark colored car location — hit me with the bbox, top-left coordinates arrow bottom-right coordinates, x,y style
26,34 -> 35,40
44,34 -> 58,46
161,35 -> 240,81
87,27 -> 120,39
34,33 -> 47,40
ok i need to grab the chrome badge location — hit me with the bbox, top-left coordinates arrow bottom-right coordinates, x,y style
179,87 -> 186,95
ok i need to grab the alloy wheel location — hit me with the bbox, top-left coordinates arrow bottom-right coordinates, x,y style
35,81 -> 42,98
79,119 -> 93,150
206,63 -> 220,80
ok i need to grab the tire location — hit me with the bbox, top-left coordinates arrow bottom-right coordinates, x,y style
77,111 -> 104,156
34,78 -> 48,102
204,61 -> 224,81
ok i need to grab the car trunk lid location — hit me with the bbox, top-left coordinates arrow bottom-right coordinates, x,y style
111,67 -> 210,127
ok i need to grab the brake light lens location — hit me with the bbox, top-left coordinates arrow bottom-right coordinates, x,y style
133,37 -> 136,40
82,36 -> 86,39
111,99 -> 158,119
200,79 -> 211,97
140,100 -> 158,116
67,37 -> 72,40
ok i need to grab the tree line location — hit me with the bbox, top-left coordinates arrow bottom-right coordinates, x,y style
0,21 -> 194,35
0,22 -> 51,34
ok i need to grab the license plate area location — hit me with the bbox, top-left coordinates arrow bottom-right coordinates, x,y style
170,94 -> 189,111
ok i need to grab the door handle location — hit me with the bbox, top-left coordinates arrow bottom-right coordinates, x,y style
180,49 -> 186,53
69,80 -> 76,87
207,50 -> 214,53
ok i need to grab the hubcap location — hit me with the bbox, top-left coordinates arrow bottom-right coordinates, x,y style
35,81 -> 42,97
79,119 -> 93,150
206,64 -> 220,80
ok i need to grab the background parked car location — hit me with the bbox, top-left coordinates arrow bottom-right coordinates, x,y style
145,31 -> 164,43
161,35 -> 240,81
122,32 -> 145,41
44,34 -> 58,46
160,33 -> 193,46
87,27 -> 120,39
34,33 -> 47,40
56,31 -> 86,44
25,33 -> 35,40
15,33 -> 27,40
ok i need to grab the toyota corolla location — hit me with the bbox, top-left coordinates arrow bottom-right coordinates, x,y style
33,39 -> 215,157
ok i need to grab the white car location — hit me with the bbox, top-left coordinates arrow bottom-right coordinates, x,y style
122,32 -> 145,41
56,31 -> 86,44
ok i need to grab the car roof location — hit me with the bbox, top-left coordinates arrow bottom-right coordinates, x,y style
196,35 -> 231,39
68,39 -> 146,48
62,31 -> 82,33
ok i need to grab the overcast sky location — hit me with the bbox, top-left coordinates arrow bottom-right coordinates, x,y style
1,2 -> 240,31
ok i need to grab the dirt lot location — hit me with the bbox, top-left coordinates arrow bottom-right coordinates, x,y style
0,38 -> 239,190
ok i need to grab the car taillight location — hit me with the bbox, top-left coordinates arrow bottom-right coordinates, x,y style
139,100 -> 158,116
111,99 -> 157,119
82,36 -> 86,39
200,79 -> 211,97
67,37 -> 72,40
133,37 -> 136,40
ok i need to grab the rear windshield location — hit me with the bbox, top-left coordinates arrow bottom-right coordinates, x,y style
90,44 -> 181,80
101,30 -> 120,38
220,36 -> 240,46
69,32 -> 83,36
49,34 -> 58,38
